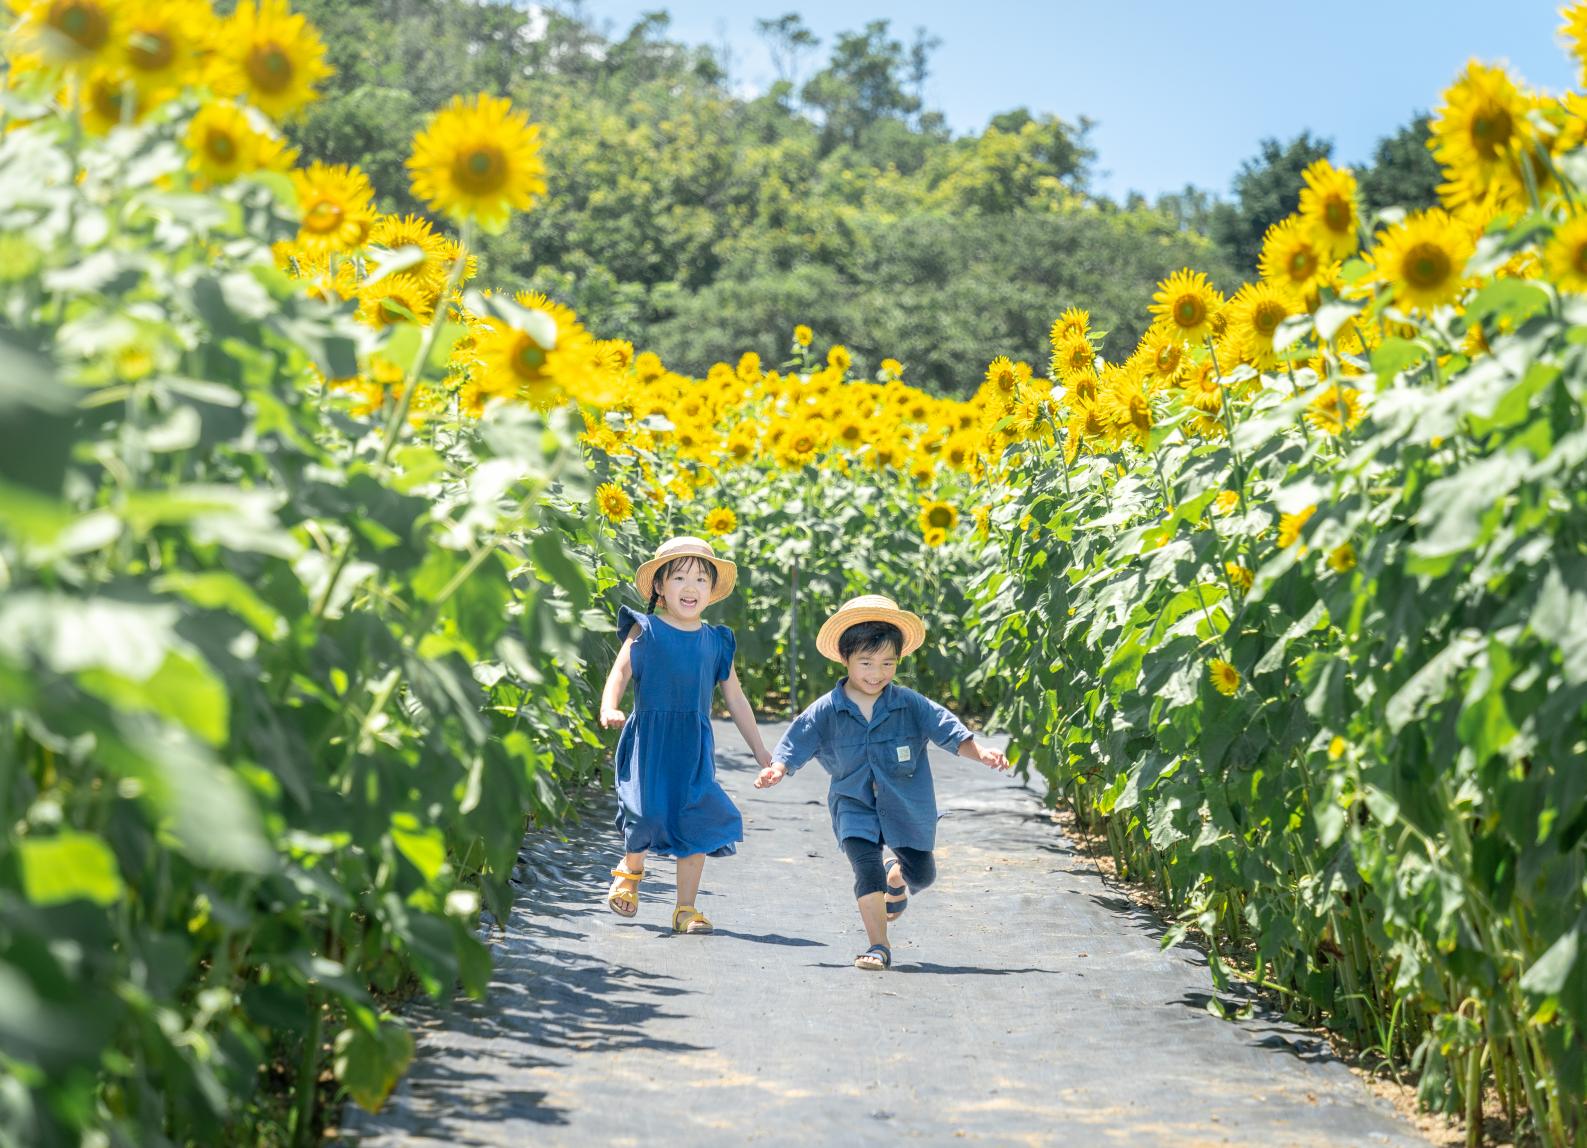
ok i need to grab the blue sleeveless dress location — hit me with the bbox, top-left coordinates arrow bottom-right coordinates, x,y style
613,605 -> 743,858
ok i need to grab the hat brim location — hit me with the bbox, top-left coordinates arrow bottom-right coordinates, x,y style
635,550 -> 737,605
816,606 -> 926,663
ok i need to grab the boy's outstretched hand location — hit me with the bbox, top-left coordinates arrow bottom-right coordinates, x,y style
978,744 -> 1012,772
754,762 -> 787,789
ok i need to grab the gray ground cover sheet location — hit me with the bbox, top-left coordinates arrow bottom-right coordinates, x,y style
341,719 -> 1427,1147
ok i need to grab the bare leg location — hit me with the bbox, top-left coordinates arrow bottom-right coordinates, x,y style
675,853 -> 705,909
615,850 -> 646,897
857,891 -> 889,950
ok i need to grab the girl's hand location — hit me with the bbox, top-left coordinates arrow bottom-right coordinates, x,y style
754,763 -> 787,789
600,708 -> 627,729
980,745 -> 1011,772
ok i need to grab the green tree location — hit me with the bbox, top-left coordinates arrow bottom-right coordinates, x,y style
800,20 -> 924,152
1359,114 -> 1443,216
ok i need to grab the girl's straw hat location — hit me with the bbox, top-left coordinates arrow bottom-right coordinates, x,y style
635,535 -> 738,604
816,594 -> 927,662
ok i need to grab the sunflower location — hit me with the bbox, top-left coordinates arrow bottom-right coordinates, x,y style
878,357 -> 904,382
832,415 -> 867,451
1212,490 -> 1240,516
291,161 -> 375,253
1565,4 -> 1587,88
356,280 -> 436,331
1140,329 -> 1187,388
1064,396 -> 1106,463
778,423 -> 823,468
1298,159 -> 1359,262
1327,542 -> 1357,573
1368,208 -> 1474,314
1430,61 -> 1536,213
1149,269 -> 1221,344
1096,364 -> 1153,449
792,324 -> 813,348
1545,212 -> 1587,293
1048,306 -> 1091,352
1258,217 -> 1329,302
469,304 -> 592,408
1304,385 -> 1364,435
213,0 -> 331,122
918,500 -> 959,535
984,355 -> 1023,408
80,66 -> 150,134
826,344 -> 852,375
1208,659 -> 1241,696
1182,359 -> 1223,414
1050,330 -> 1097,385
1226,281 -> 1295,370
368,213 -> 465,296
407,92 -> 546,232
595,482 -> 632,522
183,100 -> 292,186
1224,562 -> 1254,592
1277,505 -> 1317,550
120,0 -> 213,95
921,526 -> 948,548
703,506 -> 737,536
11,0 -> 121,71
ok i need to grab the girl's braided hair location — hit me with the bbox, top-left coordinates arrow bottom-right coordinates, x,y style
646,554 -> 719,613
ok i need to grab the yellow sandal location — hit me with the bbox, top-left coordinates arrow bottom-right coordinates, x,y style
671,905 -> 713,934
607,867 -> 643,918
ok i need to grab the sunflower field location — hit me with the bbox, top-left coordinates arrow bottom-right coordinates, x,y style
3,0 -> 1587,1145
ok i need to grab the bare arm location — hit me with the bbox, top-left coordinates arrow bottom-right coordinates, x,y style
720,666 -> 773,770
600,632 -> 636,728
957,736 -> 1011,772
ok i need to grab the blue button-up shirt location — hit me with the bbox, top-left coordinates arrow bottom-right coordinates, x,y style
772,679 -> 973,851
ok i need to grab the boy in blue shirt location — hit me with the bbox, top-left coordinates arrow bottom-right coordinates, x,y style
754,595 -> 1010,970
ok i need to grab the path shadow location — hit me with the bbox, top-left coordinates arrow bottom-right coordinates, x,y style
341,787 -> 706,1143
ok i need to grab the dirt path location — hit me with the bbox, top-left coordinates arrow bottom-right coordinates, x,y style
339,720 -> 1428,1147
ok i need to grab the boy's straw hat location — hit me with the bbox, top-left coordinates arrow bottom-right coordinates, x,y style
635,535 -> 737,604
816,594 -> 926,663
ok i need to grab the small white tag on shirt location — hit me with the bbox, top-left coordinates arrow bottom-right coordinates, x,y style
896,745 -> 911,762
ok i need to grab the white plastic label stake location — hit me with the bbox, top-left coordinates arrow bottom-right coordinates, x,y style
896,745 -> 911,762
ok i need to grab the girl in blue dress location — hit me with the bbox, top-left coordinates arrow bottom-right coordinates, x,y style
599,536 -> 775,933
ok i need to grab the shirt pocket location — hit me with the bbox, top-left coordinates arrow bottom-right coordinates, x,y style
871,740 -> 920,779
830,736 -> 869,781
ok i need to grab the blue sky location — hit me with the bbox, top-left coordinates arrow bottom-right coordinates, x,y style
579,1 -> 1580,200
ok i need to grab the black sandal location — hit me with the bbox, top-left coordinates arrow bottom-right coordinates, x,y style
884,857 -> 908,920
854,943 -> 892,971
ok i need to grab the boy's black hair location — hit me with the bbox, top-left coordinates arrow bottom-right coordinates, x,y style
647,554 -> 719,613
838,620 -> 904,660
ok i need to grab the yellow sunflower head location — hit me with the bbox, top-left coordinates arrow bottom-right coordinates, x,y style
1048,305 -> 1091,352
1258,216 -> 1328,300
1149,268 -> 1221,344
1430,60 -> 1540,213
793,324 -> 813,348
183,100 -> 293,187
595,482 -> 633,523
292,161 -> 376,253
1227,281 -> 1295,370
1051,331 -> 1097,385
1367,208 -> 1475,314
214,0 -> 332,122
1298,159 -> 1359,262
1225,562 -> 1254,592
1208,659 -> 1241,696
1544,212 -> 1587,294
407,92 -> 547,232
1277,504 -> 1317,550
12,0 -> 122,71
1565,4 -> 1587,88
703,506 -> 737,536
120,0 -> 214,94
826,344 -> 852,374
1327,542 -> 1358,573
1304,385 -> 1365,435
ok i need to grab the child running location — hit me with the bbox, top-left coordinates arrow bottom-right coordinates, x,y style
600,536 -> 775,934
754,594 -> 1010,970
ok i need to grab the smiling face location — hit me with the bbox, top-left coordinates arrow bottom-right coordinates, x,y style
654,555 -> 716,620
838,620 -> 904,699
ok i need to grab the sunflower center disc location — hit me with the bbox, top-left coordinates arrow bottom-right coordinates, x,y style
247,44 -> 294,93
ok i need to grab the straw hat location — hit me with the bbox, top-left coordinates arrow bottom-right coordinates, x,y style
815,594 -> 927,663
635,536 -> 738,605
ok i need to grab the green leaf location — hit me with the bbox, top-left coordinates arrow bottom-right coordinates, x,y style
390,812 -> 448,884
153,570 -> 284,638
1370,338 -> 1429,382
18,831 -> 124,906
530,531 -> 590,610
1463,278 -> 1550,329
333,1017 -> 415,1113
79,650 -> 231,748
1519,927 -> 1579,998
